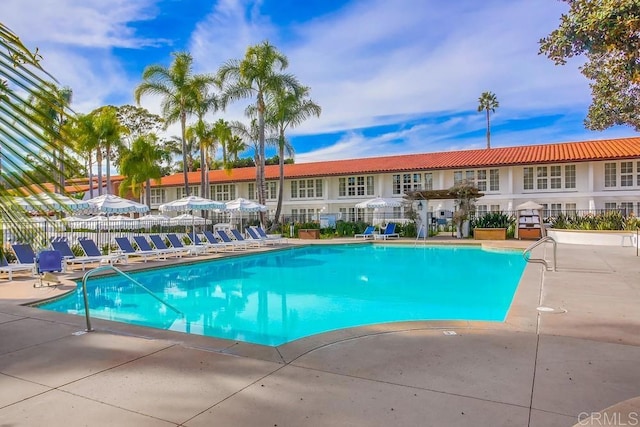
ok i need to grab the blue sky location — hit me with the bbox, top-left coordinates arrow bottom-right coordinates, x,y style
3,0 -> 637,164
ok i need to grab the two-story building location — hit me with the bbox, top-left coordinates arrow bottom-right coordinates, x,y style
144,136 -> 640,222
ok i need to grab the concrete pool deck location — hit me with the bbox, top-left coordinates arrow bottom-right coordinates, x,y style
0,239 -> 639,426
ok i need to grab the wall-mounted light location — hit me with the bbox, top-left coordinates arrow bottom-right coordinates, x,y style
417,201 -> 423,210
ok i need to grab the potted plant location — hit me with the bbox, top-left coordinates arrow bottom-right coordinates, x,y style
472,212 -> 515,240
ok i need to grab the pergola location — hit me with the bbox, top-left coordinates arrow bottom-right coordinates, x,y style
403,188 -> 485,239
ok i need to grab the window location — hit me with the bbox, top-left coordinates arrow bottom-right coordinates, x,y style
476,205 -> 487,215
565,165 -> 576,189
338,207 -> 363,222
550,166 -> 562,189
424,173 -> 433,190
453,171 -> 463,185
621,161 -> 633,187
339,176 -> 374,197
537,167 -> 548,189
523,167 -> 534,190
248,183 -> 256,200
565,203 -> 577,215
489,169 -> 499,191
476,170 -> 487,191
605,163 -> 617,187
400,173 -> 422,193
266,182 -> 277,200
541,203 -> 549,218
550,203 -> 562,217
491,204 -> 501,212
176,186 -> 199,199
604,202 -> 617,211
637,162 -> 640,186
291,179 -> 322,199
212,184 -> 235,201
150,189 -> 165,205
620,202 -> 634,216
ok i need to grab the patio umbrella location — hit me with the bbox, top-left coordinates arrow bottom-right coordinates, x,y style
169,213 -> 208,226
224,198 -> 267,232
355,197 -> 403,225
86,194 -> 149,251
159,196 -> 225,234
13,193 -> 90,213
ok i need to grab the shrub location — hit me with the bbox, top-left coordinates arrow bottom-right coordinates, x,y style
471,212 -> 515,229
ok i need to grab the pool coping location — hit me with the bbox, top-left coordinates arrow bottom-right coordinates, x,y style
2,238 -> 539,364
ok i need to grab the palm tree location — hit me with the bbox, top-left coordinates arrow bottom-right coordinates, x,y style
119,134 -> 163,207
226,134 -> 247,163
134,51 -> 215,197
263,85 -> 321,224
1,23 -> 80,242
217,41 -> 300,223
186,120 -> 216,198
212,119 -> 232,171
28,82 -> 73,193
68,114 -> 98,198
477,91 -> 499,149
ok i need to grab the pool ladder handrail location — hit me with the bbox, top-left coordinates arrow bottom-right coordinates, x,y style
81,264 -> 183,332
522,236 -> 557,272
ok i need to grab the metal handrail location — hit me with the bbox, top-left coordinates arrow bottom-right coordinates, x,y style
81,265 -> 183,332
523,236 -> 557,272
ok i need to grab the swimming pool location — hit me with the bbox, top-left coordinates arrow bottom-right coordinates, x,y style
38,244 -> 526,346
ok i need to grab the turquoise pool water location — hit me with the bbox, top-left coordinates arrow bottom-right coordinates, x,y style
38,244 -> 526,346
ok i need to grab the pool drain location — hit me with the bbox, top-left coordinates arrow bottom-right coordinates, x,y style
536,306 -> 567,314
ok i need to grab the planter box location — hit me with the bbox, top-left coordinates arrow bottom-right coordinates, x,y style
298,229 -> 320,239
474,228 -> 507,240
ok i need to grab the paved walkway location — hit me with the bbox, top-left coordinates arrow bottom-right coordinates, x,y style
1,239 -> 639,426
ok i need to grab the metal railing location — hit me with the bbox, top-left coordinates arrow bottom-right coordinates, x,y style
80,265 -> 183,332
523,236 -> 557,272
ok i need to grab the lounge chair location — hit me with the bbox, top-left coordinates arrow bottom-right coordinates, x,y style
187,232 -> 225,253
202,230 -> 237,251
354,225 -> 375,239
253,226 -> 286,244
12,243 -> 63,275
11,243 -> 38,266
149,235 -> 186,257
78,238 -> 127,265
166,233 -> 206,256
115,237 -> 164,262
51,240 -> 107,271
216,230 -> 249,250
230,229 -> 263,247
0,253 -> 35,280
374,222 -> 400,240
133,236 -> 176,259
246,227 -> 277,245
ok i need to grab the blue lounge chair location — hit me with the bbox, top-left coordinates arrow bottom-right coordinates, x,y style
115,237 -> 163,262
246,227 -> 276,245
0,253 -> 35,280
216,230 -> 249,250
149,235 -> 186,257
133,236 -> 175,258
51,240 -> 106,271
11,243 -> 37,265
354,225 -> 375,239
374,222 -> 400,240
187,232 -> 225,253
253,226 -> 286,244
78,238 -> 127,265
230,229 -> 263,247
166,233 -> 205,256
202,230 -> 236,251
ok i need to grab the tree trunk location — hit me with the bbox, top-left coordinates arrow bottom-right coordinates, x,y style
273,133 -> 285,226
145,179 -> 151,207
200,143 -> 206,199
96,148 -> 103,196
105,142 -> 111,194
180,112 -> 190,196
257,95 -> 266,225
88,153 -> 94,199
486,110 -> 491,149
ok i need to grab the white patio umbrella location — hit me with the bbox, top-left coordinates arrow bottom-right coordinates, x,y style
224,198 -> 267,232
85,194 -> 149,251
355,197 -> 403,225
170,213 -> 208,226
14,193 -> 90,213
159,195 -> 225,234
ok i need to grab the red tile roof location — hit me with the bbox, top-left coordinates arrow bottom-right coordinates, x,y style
154,136 -> 640,187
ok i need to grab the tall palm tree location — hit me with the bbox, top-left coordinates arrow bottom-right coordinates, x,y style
28,83 -> 73,193
119,134 -> 163,207
226,134 -> 247,163
217,41 -> 300,223
477,91 -> 499,149
67,114 -> 98,198
1,23 -> 80,242
263,85 -> 321,224
135,51 -> 215,196
212,118 -> 233,171
186,120 -> 216,198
